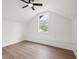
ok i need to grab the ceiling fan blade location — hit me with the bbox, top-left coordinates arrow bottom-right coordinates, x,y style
22,5 -> 28,8
21,0 -> 28,3
31,7 -> 35,10
29,0 -> 31,3
33,3 -> 43,6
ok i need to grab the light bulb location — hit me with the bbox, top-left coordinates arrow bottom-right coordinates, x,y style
28,3 -> 33,7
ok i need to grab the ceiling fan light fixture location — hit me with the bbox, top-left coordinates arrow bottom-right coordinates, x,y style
21,0 -> 43,10
28,3 -> 33,7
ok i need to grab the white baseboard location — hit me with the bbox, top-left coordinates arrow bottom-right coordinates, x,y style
73,48 -> 77,57
2,40 -> 23,48
2,38 -> 76,57
25,38 -> 74,50
25,38 -> 77,56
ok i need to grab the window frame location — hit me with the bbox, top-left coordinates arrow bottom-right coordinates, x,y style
38,14 -> 48,33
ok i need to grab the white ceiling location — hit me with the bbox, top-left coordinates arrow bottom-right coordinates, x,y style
3,0 -> 77,22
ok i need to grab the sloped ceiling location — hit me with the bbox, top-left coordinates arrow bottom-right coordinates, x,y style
3,0 -> 77,22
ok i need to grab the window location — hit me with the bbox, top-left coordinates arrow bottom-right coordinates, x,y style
38,15 -> 48,32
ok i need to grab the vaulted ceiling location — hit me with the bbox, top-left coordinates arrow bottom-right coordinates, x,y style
3,0 -> 77,22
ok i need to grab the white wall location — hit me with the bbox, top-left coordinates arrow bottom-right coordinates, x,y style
26,12 -> 50,41
49,11 -> 72,43
26,11 -> 74,51
72,18 -> 77,56
2,20 -> 27,47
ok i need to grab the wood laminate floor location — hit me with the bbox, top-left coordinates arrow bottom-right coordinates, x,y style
2,40 -> 76,59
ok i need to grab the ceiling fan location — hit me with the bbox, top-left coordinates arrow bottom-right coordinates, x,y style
21,0 -> 43,10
